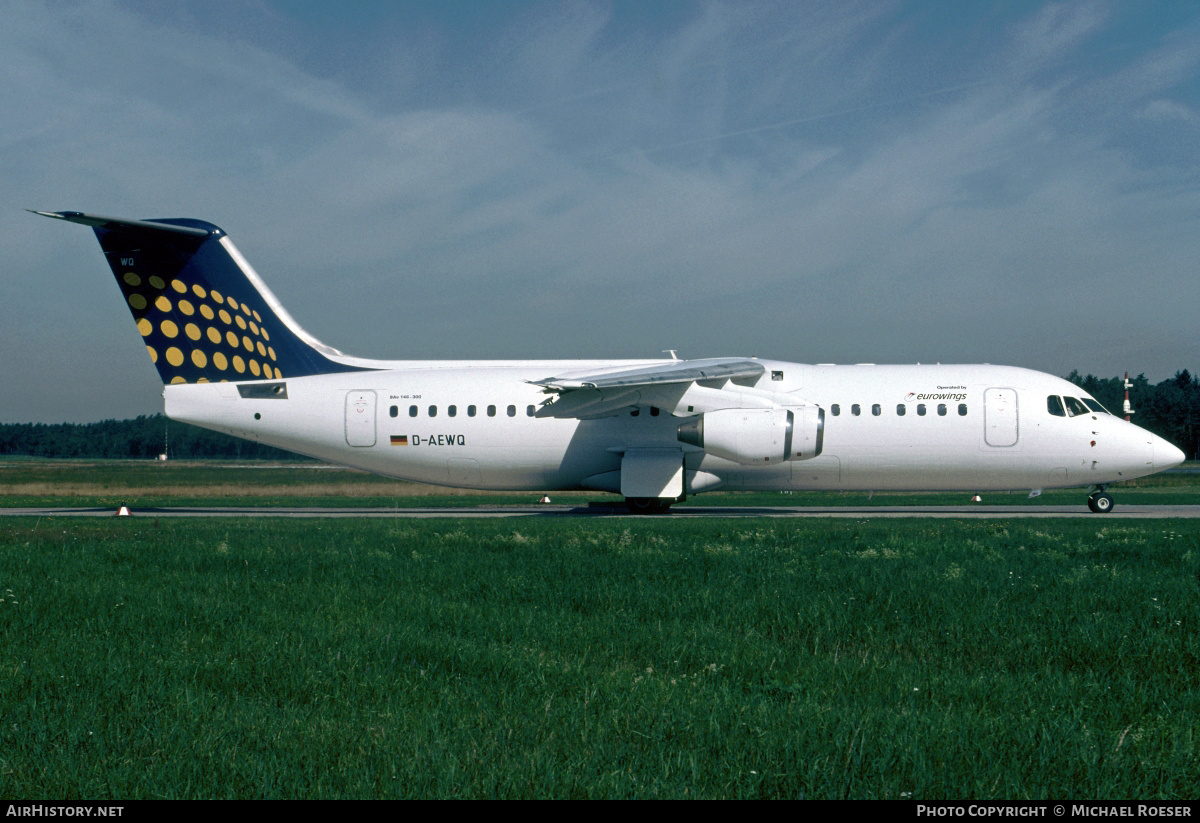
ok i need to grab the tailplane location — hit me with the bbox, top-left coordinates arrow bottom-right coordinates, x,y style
35,211 -> 370,384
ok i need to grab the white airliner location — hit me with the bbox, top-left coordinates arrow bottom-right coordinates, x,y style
37,210 -> 1185,513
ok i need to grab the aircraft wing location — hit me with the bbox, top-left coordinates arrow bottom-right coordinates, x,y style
530,357 -> 768,419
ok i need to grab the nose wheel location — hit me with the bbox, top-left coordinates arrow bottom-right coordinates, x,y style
1087,489 -> 1115,514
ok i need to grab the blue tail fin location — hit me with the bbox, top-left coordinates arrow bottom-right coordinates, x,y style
36,211 -> 371,384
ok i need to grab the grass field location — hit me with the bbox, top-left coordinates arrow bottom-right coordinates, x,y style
2,459 -> 1199,508
1,515 -> 1198,798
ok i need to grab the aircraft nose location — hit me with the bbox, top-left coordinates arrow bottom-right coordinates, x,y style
1155,437 -> 1186,470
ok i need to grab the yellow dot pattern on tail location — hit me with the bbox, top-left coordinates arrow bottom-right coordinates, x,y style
124,271 -> 281,384
50,212 -> 372,384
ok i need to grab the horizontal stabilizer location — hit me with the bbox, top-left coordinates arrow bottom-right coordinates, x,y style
29,210 -> 214,237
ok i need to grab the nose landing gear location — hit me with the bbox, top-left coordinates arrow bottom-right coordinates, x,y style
1087,487 -> 1115,513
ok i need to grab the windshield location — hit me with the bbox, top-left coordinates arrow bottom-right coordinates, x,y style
1063,397 -> 1090,416
1049,394 -> 1110,418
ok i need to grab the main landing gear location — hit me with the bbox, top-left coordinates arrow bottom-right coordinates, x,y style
625,497 -> 674,514
1087,487 -> 1115,514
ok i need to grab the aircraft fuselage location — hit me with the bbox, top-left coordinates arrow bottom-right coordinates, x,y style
165,360 -> 1174,496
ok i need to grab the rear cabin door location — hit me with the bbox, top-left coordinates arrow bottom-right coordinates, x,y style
345,390 -> 377,447
984,388 -> 1018,447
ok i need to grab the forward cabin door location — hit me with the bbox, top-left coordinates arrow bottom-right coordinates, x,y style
984,388 -> 1018,447
345,390 -> 377,447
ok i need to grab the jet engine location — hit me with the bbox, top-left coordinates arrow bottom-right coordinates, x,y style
677,406 -> 824,465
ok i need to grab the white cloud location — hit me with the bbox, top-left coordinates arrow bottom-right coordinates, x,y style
1010,0 -> 1110,70
1140,98 -> 1200,125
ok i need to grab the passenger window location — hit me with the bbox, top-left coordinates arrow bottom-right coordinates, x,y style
389,405 -> 398,418
650,407 -> 660,416
1047,396 -> 1066,417
507,405 -> 516,417
872,404 -> 881,416
958,404 -> 968,416
468,405 -> 477,417
526,405 -> 535,417
917,404 -> 926,416
630,408 -> 640,417
428,405 -> 437,417
487,405 -> 496,417
448,405 -> 457,417
938,404 -> 947,416
1064,397 -> 1089,417
852,404 -> 861,416
409,405 -> 418,417
831,404 -> 840,416
896,404 -> 906,416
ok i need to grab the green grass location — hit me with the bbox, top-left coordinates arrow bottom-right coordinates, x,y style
1,517 -> 1197,798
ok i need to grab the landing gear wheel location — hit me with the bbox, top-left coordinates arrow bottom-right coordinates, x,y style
625,497 -> 673,514
1087,491 -> 1115,514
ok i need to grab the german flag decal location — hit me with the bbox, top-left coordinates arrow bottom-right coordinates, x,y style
390,435 -> 409,446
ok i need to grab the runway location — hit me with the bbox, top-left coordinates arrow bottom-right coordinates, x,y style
4,504 -> 1200,519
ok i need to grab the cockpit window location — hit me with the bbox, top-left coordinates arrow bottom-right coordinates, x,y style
1047,396 -> 1065,417
1063,396 -> 1090,417
1082,399 -> 1109,414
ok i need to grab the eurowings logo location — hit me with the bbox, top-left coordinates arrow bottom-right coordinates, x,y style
907,390 -> 968,401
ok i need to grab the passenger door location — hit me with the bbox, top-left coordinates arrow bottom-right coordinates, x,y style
984,388 -> 1018,447
345,390 -> 377,447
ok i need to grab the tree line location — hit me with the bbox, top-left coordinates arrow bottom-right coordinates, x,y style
0,415 -> 306,460
0,371 -> 1195,461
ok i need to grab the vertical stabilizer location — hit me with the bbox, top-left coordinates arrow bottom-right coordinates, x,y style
35,211 -> 371,384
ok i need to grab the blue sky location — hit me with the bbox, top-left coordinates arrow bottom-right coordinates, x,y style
3,1 -> 1199,422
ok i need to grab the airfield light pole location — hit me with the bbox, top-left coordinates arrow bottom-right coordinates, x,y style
1123,372 -> 1135,423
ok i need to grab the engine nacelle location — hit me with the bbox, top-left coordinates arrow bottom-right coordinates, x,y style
677,406 -> 824,465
